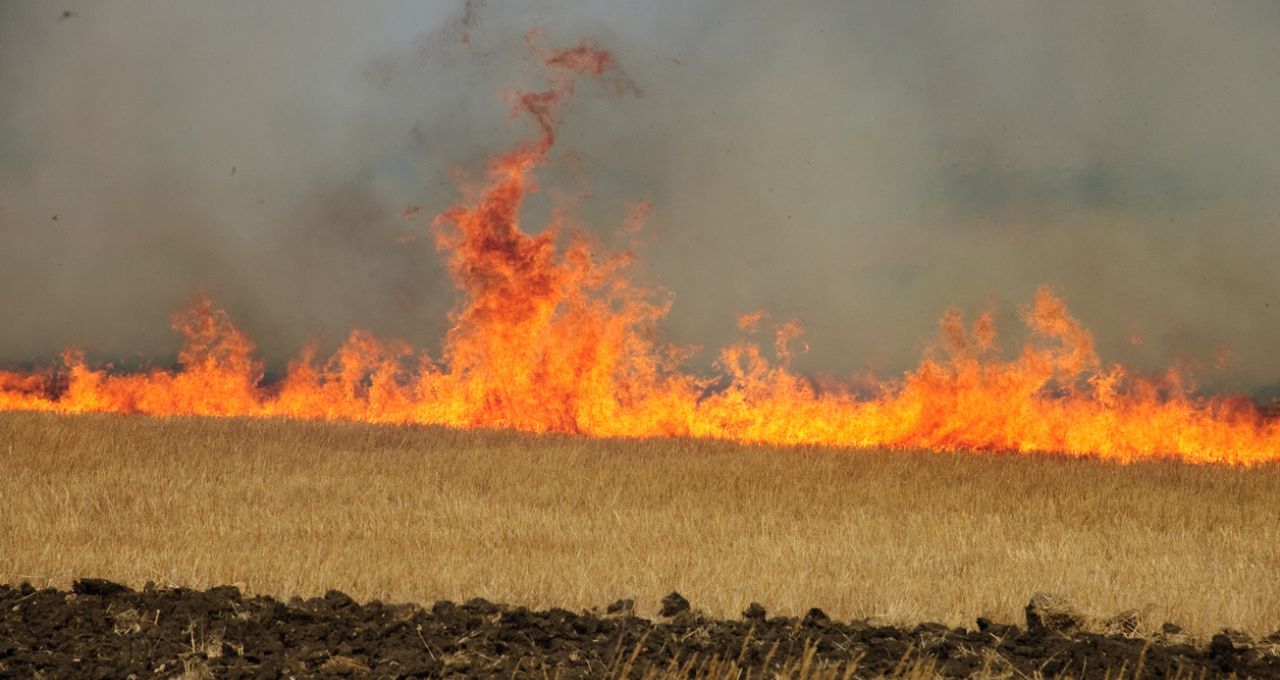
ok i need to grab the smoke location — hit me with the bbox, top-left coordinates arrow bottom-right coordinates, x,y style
2,1 -> 1279,391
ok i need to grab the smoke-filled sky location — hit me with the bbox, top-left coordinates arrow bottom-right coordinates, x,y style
3,1 -> 1279,391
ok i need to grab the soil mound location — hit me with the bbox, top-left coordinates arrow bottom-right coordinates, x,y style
0,580 -> 1276,678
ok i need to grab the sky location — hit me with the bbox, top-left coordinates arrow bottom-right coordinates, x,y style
2,1 -> 1279,392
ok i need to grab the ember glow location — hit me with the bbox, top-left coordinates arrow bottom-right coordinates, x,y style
3,34 -> 1278,467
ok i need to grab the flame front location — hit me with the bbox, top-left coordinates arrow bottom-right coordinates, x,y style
3,34 -> 1278,466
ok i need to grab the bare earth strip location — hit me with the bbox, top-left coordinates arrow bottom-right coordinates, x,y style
1,412 -> 1277,636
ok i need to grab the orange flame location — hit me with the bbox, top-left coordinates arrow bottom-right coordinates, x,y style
3,34 -> 1279,467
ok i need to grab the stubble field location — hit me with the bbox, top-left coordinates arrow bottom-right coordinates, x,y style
2,410 -> 1277,639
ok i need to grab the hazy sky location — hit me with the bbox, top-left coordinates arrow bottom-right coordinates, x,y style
3,1 -> 1279,391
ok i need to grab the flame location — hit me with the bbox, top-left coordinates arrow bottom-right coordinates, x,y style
3,33 -> 1279,467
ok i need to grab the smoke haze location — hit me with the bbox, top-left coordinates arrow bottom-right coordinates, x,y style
2,1 -> 1279,391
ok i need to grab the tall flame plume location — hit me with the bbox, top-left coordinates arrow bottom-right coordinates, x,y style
3,33 -> 1277,466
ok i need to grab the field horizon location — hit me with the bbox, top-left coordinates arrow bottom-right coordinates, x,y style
2,411 -> 1277,638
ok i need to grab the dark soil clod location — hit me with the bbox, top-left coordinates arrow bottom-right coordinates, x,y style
322,589 -> 355,609
70,578 -> 132,597
1025,592 -> 1085,633
659,591 -> 690,617
207,584 -> 242,601
1210,633 -> 1239,657
803,607 -> 829,625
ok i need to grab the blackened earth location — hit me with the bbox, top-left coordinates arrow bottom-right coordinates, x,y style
0,580 -> 1276,678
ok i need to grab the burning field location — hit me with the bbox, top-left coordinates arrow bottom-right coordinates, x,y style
3,4 -> 1280,677
2,31 -> 1280,466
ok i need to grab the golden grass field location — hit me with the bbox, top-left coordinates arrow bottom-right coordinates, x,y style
1,411 -> 1277,637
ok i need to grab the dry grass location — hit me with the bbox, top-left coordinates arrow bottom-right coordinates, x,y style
1,411 -> 1277,636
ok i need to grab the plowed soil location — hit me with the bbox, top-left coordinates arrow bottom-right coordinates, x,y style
1,580 -> 1277,678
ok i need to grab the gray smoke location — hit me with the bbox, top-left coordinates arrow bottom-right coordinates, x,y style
2,1 -> 1279,392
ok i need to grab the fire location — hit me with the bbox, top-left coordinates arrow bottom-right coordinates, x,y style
3,33 -> 1279,467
